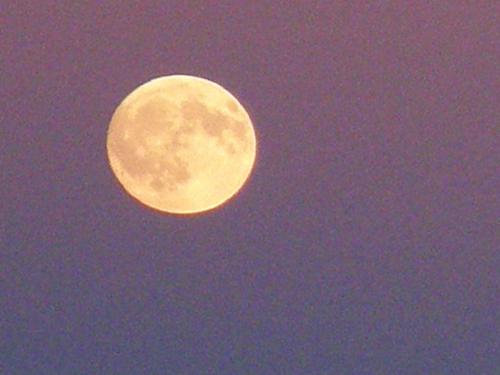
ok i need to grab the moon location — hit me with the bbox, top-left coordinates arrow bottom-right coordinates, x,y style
106,75 -> 257,214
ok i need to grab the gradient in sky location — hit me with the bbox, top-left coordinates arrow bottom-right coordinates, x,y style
2,2 -> 498,374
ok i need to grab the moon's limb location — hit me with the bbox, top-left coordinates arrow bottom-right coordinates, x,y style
106,75 -> 256,214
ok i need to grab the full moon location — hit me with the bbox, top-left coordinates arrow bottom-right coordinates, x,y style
106,75 -> 256,214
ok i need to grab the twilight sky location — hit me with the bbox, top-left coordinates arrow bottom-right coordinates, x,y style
2,2 -> 498,374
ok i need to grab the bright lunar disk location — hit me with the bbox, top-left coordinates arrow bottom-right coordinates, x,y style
106,75 -> 256,214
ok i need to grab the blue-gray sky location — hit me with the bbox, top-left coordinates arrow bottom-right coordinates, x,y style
2,2 -> 498,374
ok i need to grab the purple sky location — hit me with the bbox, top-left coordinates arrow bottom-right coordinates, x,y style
2,2 -> 498,374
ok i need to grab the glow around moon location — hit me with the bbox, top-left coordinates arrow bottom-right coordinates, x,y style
106,75 -> 256,214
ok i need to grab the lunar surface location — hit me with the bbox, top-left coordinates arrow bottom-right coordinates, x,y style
106,75 -> 256,214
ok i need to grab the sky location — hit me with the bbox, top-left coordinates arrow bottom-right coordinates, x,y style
2,2 -> 498,374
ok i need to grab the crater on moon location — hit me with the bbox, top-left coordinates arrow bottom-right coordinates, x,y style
106,75 -> 256,214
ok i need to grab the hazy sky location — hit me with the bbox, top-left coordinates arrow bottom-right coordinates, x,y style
2,2 -> 498,374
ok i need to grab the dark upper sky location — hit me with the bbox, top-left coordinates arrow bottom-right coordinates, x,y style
2,2 -> 498,374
